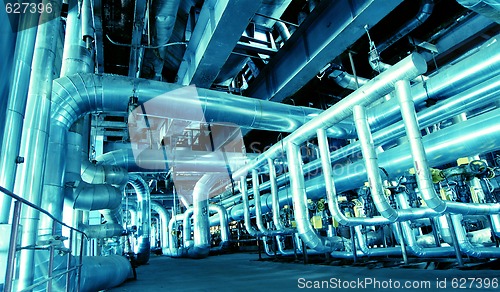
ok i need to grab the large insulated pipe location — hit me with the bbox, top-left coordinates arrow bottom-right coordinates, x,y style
316,128 -> 393,227
40,0 -> 95,237
64,132 -> 122,211
252,169 -> 272,235
232,52 -> 427,179
187,174 -> 226,258
287,142 -> 335,253
353,105 -> 440,221
395,79 -> 500,215
14,1 -> 62,289
227,107 -> 500,222
0,12 -> 38,224
96,148 -> 249,173
151,201 -> 170,253
79,223 -> 124,239
366,35 -> 500,132
456,0 -> 500,23
50,73 -> 352,135
208,204 -> 230,247
182,207 -> 194,246
267,158 -> 294,234
80,256 -> 132,291
128,174 -> 151,264
451,214 -> 500,258
240,176 -> 262,237
328,70 -> 369,91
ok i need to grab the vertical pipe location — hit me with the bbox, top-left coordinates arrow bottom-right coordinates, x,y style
445,214 -> 464,267
395,79 -> 446,213
15,0 -> 62,288
0,12 -> 39,223
252,169 -> 270,234
240,176 -> 261,237
353,105 -> 398,221
287,142 -> 330,252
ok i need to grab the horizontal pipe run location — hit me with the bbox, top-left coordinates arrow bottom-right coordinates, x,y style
227,107 -> 500,222
50,73 -> 350,135
232,52 -> 427,179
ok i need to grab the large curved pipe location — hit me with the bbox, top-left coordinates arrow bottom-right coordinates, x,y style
240,176 -> 262,237
50,73 -> 347,134
208,204 -> 230,247
353,105 -> 440,221
287,142 -> 337,253
395,79 -> 500,215
187,174 -> 227,258
64,132 -> 122,211
80,256 -> 132,291
151,201 -> 170,253
451,214 -> 500,258
127,174 -> 151,265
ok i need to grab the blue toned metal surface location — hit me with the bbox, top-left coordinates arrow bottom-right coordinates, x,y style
245,0 -> 404,102
0,8 -> 18,148
176,0 -> 263,88
128,0 -> 148,77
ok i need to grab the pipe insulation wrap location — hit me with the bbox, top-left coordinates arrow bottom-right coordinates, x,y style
128,174 -> 151,264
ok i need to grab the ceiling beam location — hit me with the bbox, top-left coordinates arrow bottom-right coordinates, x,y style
176,0 -> 263,88
245,0 -> 404,102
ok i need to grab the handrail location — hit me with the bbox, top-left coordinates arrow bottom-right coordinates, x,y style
0,184 -> 87,292
0,185 -> 87,238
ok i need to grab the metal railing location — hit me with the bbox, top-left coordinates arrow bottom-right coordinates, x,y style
0,185 -> 86,292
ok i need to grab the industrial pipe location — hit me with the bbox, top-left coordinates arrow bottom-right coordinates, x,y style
14,1 -> 62,288
151,201 -> 170,254
395,79 -> 500,215
232,52 -> 427,179
227,107 -> 500,223
0,12 -> 38,224
128,174 -> 151,264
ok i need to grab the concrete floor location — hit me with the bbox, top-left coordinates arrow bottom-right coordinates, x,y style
107,253 -> 500,291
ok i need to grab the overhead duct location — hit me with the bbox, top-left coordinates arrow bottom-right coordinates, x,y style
456,0 -> 500,24
152,0 -> 181,77
374,0 -> 434,54
127,174 -> 151,265
50,73 -> 353,135
96,148 -> 250,173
